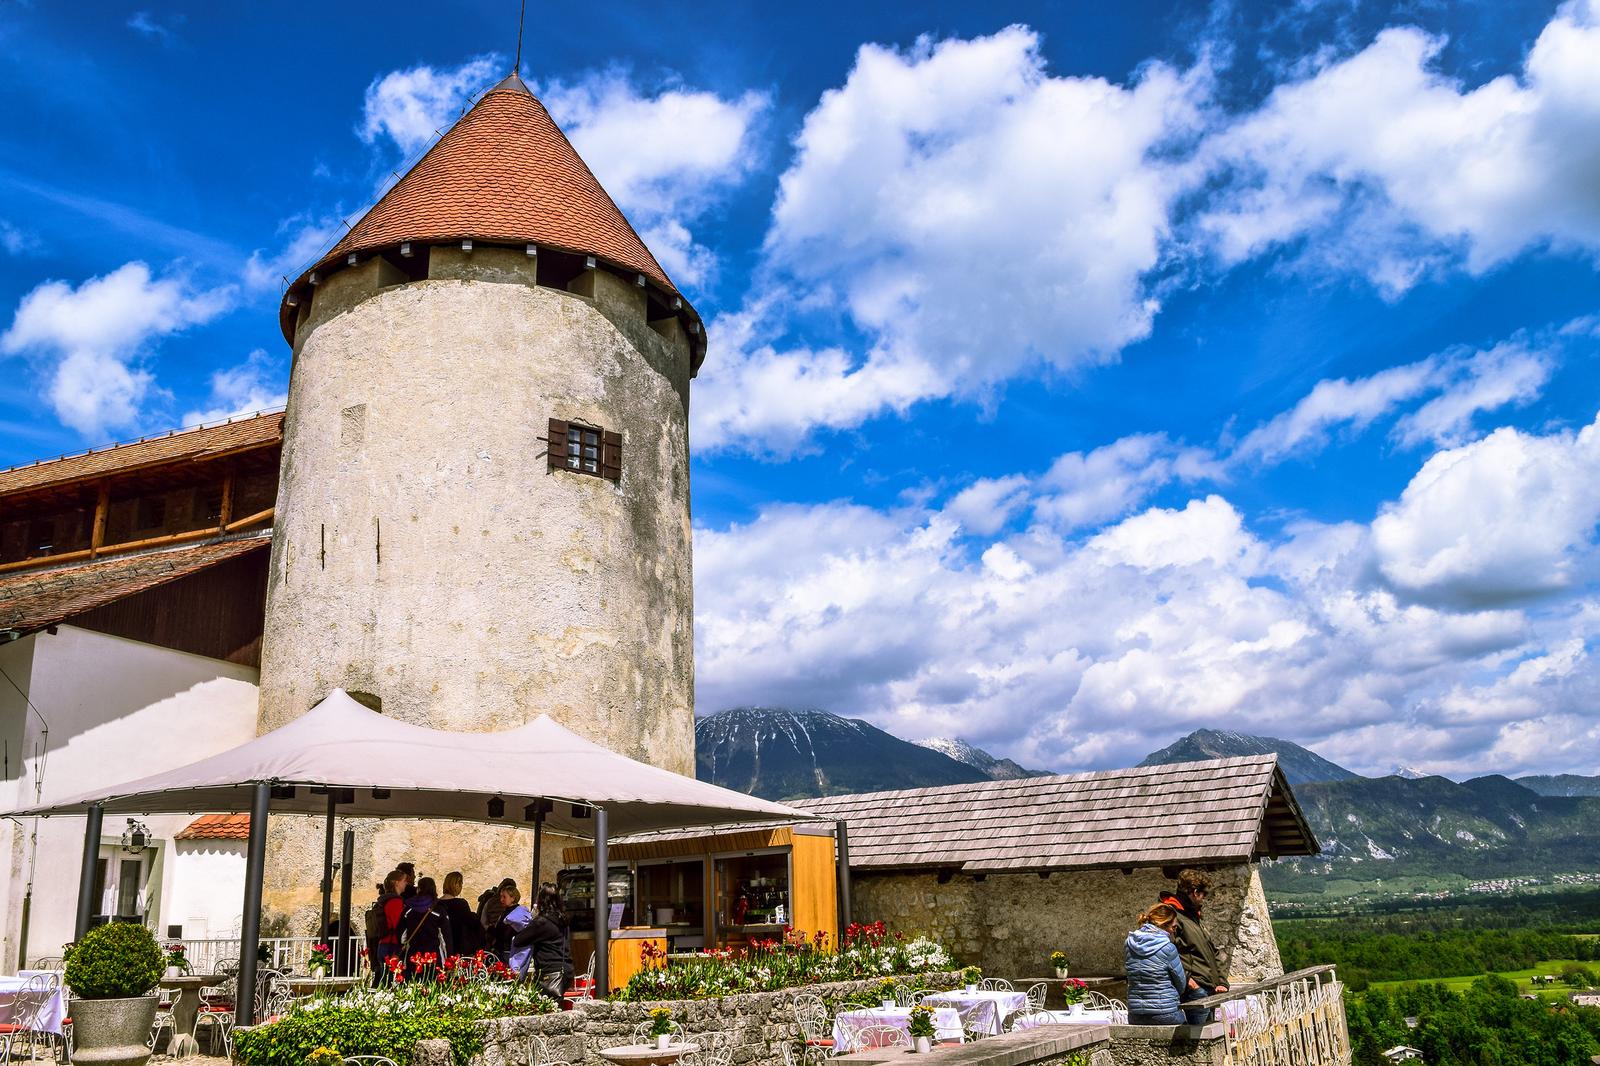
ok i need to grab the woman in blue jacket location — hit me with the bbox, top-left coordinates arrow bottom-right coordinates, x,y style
1124,903 -> 1188,1025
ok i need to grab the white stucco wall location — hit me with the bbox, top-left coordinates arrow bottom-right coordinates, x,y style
0,625 -> 259,967
166,840 -> 247,941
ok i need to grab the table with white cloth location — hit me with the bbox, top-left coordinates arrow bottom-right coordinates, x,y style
920,990 -> 1029,1036
0,970 -> 67,1036
832,1006 -> 964,1049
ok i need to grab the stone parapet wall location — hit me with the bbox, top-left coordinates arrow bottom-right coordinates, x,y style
1103,1025 -> 1227,1066
849,864 -> 1282,985
416,973 -> 964,1066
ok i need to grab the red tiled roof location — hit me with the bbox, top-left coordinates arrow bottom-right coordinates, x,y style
281,73 -> 676,340
0,536 -> 270,635
0,411 -> 283,498
177,814 -> 250,840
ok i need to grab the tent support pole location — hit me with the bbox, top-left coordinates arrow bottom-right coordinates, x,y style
835,819 -> 852,931
531,806 -> 545,892
336,829 -> 354,976
319,792 -> 336,946
73,803 -> 104,941
594,807 -> 608,998
236,781 -> 271,1029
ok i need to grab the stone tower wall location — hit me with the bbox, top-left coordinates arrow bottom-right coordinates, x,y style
256,247 -> 695,923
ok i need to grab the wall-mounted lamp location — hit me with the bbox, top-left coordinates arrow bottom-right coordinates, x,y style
122,819 -> 151,853
486,795 -> 505,818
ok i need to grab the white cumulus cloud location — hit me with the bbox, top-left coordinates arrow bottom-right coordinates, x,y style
180,349 -> 287,427
758,26 -> 1207,396
541,74 -> 767,286
1,262 -> 234,436
360,55 -> 503,155
1372,415 -> 1600,608
1199,1 -> 1600,292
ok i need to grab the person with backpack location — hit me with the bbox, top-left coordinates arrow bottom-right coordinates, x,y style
398,876 -> 451,967
367,869 -> 407,983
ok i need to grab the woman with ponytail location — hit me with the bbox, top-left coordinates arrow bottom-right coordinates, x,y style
1124,903 -> 1188,1025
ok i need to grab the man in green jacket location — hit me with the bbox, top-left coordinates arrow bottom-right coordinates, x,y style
1158,869 -> 1228,1024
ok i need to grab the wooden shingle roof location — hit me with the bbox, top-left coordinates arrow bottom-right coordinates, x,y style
793,755 -> 1318,873
0,411 -> 283,499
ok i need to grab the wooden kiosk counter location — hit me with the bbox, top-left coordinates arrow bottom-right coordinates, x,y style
562,823 -> 840,990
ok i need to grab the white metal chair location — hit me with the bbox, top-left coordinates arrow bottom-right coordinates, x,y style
529,1035 -> 572,1066
1023,983 -> 1049,1011
791,993 -> 834,1051
1082,991 -> 1128,1023
1003,1007 -> 1056,1032
893,985 -> 919,1007
343,1058 -> 400,1066
680,1031 -> 731,1066
193,973 -> 236,1055
631,1020 -> 686,1046
779,1043 -> 828,1066
844,1025 -> 909,1053
0,973 -> 60,1064
978,978 -> 1013,992
564,954 -> 597,1004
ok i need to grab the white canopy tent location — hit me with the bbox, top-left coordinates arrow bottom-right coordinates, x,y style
8,690 -> 817,1016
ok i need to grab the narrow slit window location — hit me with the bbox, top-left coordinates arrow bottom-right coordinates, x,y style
548,418 -> 622,482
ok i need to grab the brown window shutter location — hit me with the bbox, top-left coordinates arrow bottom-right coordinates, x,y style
547,419 -> 569,472
601,431 -> 623,482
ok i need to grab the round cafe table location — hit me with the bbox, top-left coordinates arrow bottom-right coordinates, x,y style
597,1042 -> 701,1066
156,974 -> 219,1058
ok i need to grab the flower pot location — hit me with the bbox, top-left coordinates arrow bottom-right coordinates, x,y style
964,985 -> 977,994
1054,968 -> 1069,980
914,1036 -> 932,1054
70,995 -> 158,1066
881,999 -> 896,1011
163,966 -> 179,980
1067,1003 -> 1083,1016
655,1035 -> 671,1051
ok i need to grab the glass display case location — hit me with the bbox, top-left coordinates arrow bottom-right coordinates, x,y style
714,851 -> 791,941
558,865 -> 633,932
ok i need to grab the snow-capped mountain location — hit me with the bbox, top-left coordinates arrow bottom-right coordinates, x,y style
913,736 -> 1047,780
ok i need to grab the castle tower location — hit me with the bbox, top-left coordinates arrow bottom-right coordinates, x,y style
256,73 -> 704,919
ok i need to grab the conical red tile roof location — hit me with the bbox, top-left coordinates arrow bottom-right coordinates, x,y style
280,73 -> 694,345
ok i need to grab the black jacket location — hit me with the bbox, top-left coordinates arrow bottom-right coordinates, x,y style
440,896 -> 482,955
511,913 -> 572,975
1159,892 -> 1225,990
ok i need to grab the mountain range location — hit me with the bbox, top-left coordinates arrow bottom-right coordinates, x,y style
695,706 -> 1600,899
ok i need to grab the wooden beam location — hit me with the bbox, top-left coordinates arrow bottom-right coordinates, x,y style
219,468 -> 235,527
89,481 -> 110,557
224,506 -> 273,532
0,508 -> 275,574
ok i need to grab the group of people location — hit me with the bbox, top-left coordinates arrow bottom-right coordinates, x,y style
1123,868 -> 1229,1026
365,862 -> 574,997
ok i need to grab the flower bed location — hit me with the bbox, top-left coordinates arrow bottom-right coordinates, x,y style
612,922 -> 957,1001
231,953 -> 556,1066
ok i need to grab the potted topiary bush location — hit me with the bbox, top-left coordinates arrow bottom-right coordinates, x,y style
64,922 -> 165,1066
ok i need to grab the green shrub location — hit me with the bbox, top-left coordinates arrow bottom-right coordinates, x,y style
230,1004 -> 485,1066
64,923 -> 164,999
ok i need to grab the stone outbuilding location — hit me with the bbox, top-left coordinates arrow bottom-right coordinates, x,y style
797,754 -> 1318,984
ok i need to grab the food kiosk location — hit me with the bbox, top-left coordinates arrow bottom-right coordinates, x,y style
562,823 -> 840,988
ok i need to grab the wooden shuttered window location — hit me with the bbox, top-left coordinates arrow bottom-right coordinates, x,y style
546,419 -> 569,473
548,418 -> 622,483
601,431 -> 622,482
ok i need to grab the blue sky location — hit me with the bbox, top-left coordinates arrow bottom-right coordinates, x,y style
3,1 -> 1599,778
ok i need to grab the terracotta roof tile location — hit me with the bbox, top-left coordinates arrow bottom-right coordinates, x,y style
0,411 -> 283,498
0,536 -> 271,635
282,74 -> 679,342
177,813 -> 250,840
